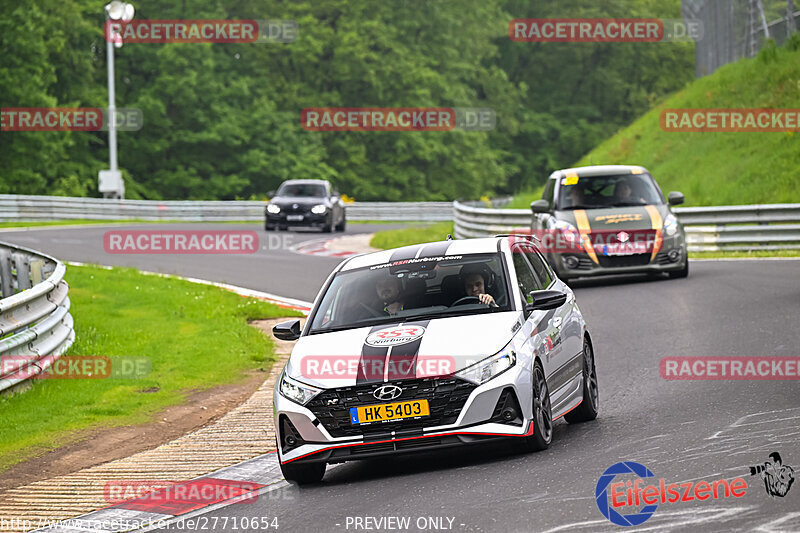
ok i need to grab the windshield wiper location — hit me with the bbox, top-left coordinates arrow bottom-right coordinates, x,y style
561,204 -> 605,210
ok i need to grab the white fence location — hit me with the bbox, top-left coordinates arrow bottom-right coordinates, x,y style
0,195 -> 452,222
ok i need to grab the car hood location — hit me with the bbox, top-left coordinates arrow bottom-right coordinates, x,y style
284,312 -> 520,389
556,204 -> 670,231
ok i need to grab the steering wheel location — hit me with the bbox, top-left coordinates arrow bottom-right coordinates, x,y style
451,296 -> 483,307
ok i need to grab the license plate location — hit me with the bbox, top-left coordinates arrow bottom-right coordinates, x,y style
286,215 -> 303,221
350,399 -> 429,425
602,242 -> 648,256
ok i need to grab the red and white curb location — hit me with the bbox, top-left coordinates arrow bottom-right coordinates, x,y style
290,237 -> 362,258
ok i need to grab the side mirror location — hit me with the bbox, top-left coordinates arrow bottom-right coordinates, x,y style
531,199 -> 550,214
267,190 -> 276,197
667,191 -> 684,206
273,319 -> 301,341
524,290 -> 567,312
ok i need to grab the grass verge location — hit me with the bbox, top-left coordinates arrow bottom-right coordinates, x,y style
0,264 -> 301,472
370,222 -> 455,249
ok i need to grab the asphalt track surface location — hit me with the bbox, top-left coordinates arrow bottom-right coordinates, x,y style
2,224 -> 799,533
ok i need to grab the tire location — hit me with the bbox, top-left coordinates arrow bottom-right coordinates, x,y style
278,225 -> 288,231
335,216 -> 346,232
668,259 -> 689,279
322,217 -> 333,233
565,337 -> 599,424
518,362 -> 553,452
280,460 -> 326,485
265,221 -> 275,231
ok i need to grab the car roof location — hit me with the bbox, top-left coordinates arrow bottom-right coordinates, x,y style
279,179 -> 330,186
340,237 -> 509,271
548,165 -> 648,179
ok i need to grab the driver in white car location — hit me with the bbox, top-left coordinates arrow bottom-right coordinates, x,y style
460,264 -> 496,306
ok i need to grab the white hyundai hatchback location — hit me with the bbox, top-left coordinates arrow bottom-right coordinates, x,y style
272,235 -> 599,484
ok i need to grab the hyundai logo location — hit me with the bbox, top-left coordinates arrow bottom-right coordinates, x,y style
292,203 -> 299,209
373,385 -> 403,401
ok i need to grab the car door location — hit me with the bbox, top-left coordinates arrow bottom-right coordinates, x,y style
522,246 -> 582,364
511,244 -> 570,385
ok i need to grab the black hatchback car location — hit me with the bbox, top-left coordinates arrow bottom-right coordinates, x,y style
265,179 -> 346,232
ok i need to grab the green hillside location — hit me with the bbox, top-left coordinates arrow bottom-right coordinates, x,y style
574,39 -> 800,206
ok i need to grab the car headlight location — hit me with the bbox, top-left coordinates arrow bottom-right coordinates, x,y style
279,372 -> 322,405
311,204 -> 328,215
266,204 -> 281,214
663,213 -> 679,236
455,345 -> 516,385
553,220 -> 582,248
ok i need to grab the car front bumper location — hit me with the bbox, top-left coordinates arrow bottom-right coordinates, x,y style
549,233 -> 687,279
266,212 -> 330,228
273,362 -> 534,466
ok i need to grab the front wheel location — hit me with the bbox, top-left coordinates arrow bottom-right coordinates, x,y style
518,362 -> 552,452
280,460 -> 326,485
335,216 -> 346,232
565,337 -> 599,423
668,259 -> 689,279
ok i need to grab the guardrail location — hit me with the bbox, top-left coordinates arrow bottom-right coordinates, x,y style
0,242 -> 74,394
453,201 -> 800,252
0,195 -> 453,222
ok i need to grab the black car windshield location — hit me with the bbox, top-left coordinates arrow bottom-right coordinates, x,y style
308,253 -> 512,334
276,183 -> 327,197
556,173 -> 664,210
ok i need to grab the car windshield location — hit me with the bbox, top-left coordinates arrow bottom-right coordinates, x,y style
277,184 -> 327,197
308,253 -> 512,334
556,173 -> 664,210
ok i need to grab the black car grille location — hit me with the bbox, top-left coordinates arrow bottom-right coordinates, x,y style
306,377 -> 477,438
284,203 -> 311,214
596,253 -> 652,268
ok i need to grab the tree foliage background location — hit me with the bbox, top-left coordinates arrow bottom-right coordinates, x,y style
0,0 -> 693,200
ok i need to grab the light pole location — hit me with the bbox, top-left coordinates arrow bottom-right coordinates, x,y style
99,1 -> 134,199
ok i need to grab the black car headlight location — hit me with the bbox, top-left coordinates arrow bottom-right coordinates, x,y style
266,204 -> 281,214
311,204 -> 328,215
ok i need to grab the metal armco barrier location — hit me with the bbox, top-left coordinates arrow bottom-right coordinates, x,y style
0,195 -> 453,222
0,242 -> 74,393
453,201 -> 800,252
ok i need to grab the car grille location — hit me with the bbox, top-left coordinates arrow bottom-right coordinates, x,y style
596,253 -> 652,268
284,204 -> 311,214
306,377 -> 477,438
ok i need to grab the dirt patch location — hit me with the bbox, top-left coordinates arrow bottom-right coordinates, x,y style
0,318 -> 294,494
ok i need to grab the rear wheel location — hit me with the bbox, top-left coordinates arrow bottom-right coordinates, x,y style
668,259 -> 689,279
519,362 -> 552,452
565,337 -> 599,423
280,460 -> 326,485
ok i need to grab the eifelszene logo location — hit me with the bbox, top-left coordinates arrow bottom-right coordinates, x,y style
595,461 -> 748,527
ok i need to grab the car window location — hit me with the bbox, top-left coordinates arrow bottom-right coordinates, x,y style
277,184 -> 327,197
556,173 -> 664,210
308,253 -> 512,334
543,179 -> 555,208
523,248 -> 553,288
512,250 -> 541,304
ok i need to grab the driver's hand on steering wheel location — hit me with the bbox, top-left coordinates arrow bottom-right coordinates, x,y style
477,293 -> 496,306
